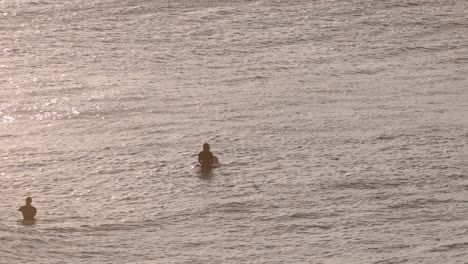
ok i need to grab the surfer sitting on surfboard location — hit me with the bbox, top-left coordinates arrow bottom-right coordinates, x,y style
198,143 -> 217,168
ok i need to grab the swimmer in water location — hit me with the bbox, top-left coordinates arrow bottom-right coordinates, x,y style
198,143 -> 213,168
18,197 -> 37,221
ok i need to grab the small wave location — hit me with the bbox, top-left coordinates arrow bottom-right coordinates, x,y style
447,57 -> 468,64
290,212 -> 314,219
330,180 -> 383,191
428,241 -> 468,252
285,223 -> 333,232
387,197 -> 458,209
375,134 -> 396,140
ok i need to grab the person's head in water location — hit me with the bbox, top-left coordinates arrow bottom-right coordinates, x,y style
26,197 -> 32,205
203,143 -> 210,151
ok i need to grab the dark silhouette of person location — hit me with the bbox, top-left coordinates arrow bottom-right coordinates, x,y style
19,197 -> 37,220
198,143 -> 214,168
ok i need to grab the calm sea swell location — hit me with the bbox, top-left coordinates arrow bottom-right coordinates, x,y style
1,0 -> 467,263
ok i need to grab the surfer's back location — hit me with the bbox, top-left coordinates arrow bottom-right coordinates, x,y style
18,197 -> 37,220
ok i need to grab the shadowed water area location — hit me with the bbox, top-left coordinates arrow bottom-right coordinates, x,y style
1,0 -> 467,263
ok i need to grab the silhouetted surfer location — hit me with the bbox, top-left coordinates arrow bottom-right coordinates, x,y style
18,197 -> 37,221
198,143 -> 214,168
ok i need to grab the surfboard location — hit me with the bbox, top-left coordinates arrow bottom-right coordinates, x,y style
211,156 -> 220,167
194,156 -> 220,168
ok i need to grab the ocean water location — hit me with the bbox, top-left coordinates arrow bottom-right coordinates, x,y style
1,0 -> 467,263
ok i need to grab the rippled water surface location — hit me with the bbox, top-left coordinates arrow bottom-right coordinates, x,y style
1,0 -> 467,263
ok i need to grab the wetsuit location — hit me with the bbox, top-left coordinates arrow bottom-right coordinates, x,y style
198,150 -> 213,168
19,205 -> 37,220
